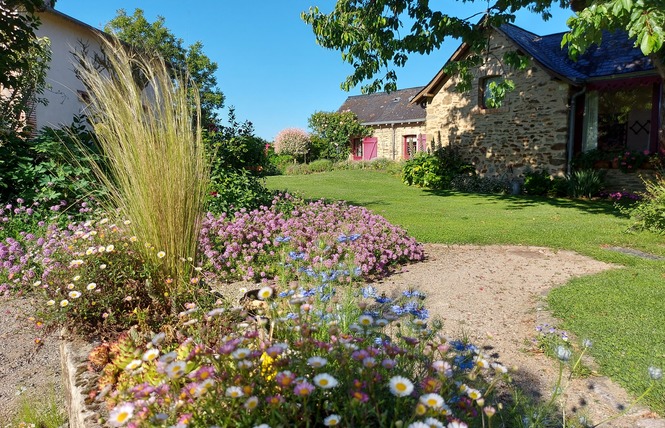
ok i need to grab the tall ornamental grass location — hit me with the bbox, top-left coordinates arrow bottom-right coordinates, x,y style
75,40 -> 209,304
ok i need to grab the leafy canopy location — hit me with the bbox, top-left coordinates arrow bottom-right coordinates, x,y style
0,0 -> 51,140
105,8 -> 225,128
308,111 -> 372,161
302,0 -> 665,93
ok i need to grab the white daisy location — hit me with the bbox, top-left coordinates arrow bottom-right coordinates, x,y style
124,359 -> 142,371
108,402 -> 134,427
243,395 -> 259,411
323,414 -> 341,426
86,283 -> 97,291
313,373 -> 339,389
307,356 -> 327,368
423,418 -> 445,428
419,393 -> 445,409
60,299 -> 69,307
165,360 -> 186,378
142,348 -> 160,361
232,348 -> 251,359
68,290 -> 81,299
226,386 -> 244,398
257,286 -> 273,300
389,376 -> 414,397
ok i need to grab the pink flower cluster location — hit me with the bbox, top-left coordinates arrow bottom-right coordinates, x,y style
199,195 -> 424,282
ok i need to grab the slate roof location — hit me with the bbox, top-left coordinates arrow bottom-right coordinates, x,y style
497,23 -> 654,84
338,86 -> 426,125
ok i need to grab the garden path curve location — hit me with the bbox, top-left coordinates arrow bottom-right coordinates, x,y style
376,244 -> 664,428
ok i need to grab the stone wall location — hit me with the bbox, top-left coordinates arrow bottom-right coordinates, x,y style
602,169 -> 659,193
370,123 -> 426,160
424,31 -> 571,178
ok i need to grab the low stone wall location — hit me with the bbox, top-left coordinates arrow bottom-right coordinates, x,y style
60,333 -> 103,428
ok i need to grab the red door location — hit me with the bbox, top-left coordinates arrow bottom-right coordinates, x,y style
362,137 -> 377,160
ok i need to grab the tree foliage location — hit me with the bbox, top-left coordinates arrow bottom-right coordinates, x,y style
302,0 -> 665,93
105,8 -> 225,128
308,110 -> 371,161
274,128 -> 311,161
0,0 -> 51,140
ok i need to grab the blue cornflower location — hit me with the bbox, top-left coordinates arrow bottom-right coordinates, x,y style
353,267 -> 362,276
337,235 -> 348,243
349,233 -> 361,241
391,305 -> 405,316
286,312 -> 298,319
302,288 -> 316,297
450,340 -> 467,351
288,251 -> 306,260
362,286 -> 378,298
403,290 -> 426,298
275,236 -> 291,243
374,337 -> 391,346
320,293 -> 333,302
278,290 -> 294,298
454,355 -> 474,371
413,308 -> 429,320
375,296 -> 392,304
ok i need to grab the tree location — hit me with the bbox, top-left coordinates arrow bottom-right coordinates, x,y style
308,110 -> 372,161
0,0 -> 51,141
302,0 -> 665,93
104,8 -> 224,128
274,128 -> 311,162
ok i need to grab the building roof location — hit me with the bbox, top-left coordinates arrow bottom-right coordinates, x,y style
412,23 -> 656,104
338,86 -> 426,126
498,23 -> 654,83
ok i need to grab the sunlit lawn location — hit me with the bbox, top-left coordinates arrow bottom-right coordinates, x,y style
266,169 -> 665,413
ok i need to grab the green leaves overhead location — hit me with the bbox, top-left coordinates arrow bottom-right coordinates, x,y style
304,0 -> 665,94
302,0 -> 564,93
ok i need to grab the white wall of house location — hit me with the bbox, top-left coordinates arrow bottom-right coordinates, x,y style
34,11 -> 103,130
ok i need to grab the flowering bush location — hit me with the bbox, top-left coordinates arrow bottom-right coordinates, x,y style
273,128 -> 310,161
199,194 -> 424,283
97,283 -> 510,428
615,150 -> 648,173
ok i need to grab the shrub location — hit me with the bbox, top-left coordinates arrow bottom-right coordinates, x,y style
0,115 -> 104,205
450,175 -> 511,194
567,169 -> 604,199
627,179 -> 665,234
523,170 -> 552,196
75,39 -> 209,309
402,147 -> 474,189
206,170 -> 275,215
307,159 -> 334,173
274,128 -> 311,162
206,133 -> 272,177
308,110 -> 371,162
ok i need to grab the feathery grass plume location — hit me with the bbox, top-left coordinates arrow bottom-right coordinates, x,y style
75,38 -> 209,310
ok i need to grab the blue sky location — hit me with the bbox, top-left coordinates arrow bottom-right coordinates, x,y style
55,1 -> 575,141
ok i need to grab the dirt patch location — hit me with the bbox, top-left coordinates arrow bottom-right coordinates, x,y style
1,244 -> 663,427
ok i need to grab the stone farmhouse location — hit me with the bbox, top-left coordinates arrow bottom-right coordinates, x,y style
342,23 -> 664,186
338,87 -> 427,161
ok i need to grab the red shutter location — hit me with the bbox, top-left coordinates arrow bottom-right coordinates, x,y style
362,137 -> 378,160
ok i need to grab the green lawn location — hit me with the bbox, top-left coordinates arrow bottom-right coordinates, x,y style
266,169 -> 665,413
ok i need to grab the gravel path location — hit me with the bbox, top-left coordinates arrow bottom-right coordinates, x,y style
1,244 -> 663,427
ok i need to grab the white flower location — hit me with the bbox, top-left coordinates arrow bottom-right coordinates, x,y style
207,308 -> 225,318
648,366 -> 663,380
69,259 -> 84,267
60,299 -> 69,307
123,219 -> 131,225
108,402 -> 134,427
556,345 -> 572,362
106,244 -> 114,252
420,393 -> 445,409
389,376 -> 414,397
232,348 -> 251,359
307,356 -> 327,368
72,275 -> 81,281
152,332 -> 166,346
253,425 -> 271,428
358,314 -> 374,326
226,386 -> 244,398
243,395 -> 259,411
491,363 -> 508,373
165,360 -> 186,378
86,283 -> 97,291
424,417 -> 445,428
323,414 -> 341,426
68,290 -> 81,299
238,359 -> 254,369
257,286 -> 273,300
99,264 -> 107,270
46,300 -> 55,306
466,388 -> 482,400
447,421 -> 468,428
97,246 -> 106,253
407,422 -> 430,428
157,251 -> 166,259
125,359 -> 142,371
142,348 -> 160,361
376,318 -> 389,327
313,373 -> 339,389
33,280 -> 41,287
